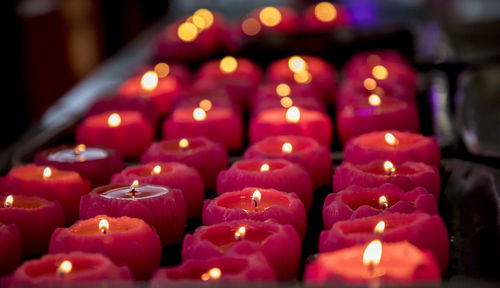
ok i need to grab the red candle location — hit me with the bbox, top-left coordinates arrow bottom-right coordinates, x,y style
343,130 -> 441,167
182,219 -> 301,280
76,111 -> 154,158
133,61 -> 191,87
35,144 -> 125,187
196,57 -> 262,88
302,2 -> 350,32
333,160 -> 440,199
79,183 -> 186,246
141,137 -> 228,190
203,187 -> 307,240
3,252 -> 132,286
336,96 -> 419,144
84,96 -> 159,126
243,6 -> 299,35
2,164 -> 90,224
110,162 -> 204,219
249,106 -> 333,146
0,195 -> 64,257
0,222 -> 21,276
150,253 -> 276,285
323,184 -> 438,229
243,135 -> 332,188
304,241 -> 440,285
319,212 -> 449,272
217,159 -> 313,211
49,215 -> 162,280
162,103 -> 244,151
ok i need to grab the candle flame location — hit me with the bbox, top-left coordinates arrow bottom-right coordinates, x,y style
285,106 -> 300,123
179,138 -> 189,149
383,161 -> 395,176
43,167 -> 52,179
276,83 -> 291,97
219,56 -> 238,74
372,65 -> 388,80
293,70 -> 312,84
368,94 -> 381,107
177,22 -> 198,42
374,221 -> 386,234
4,195 -> 13,208
74,144 -> 86,155
379,196 -> 388,210
193,108 -> 207,121
107,113 -> 121,127
57,260 -> 72,277
314,2 -> 337,22
154,63 -> 170,78
288,56 -> 307,73
199,99 -> 212,111
363,240 -> 382,269
252,190 -> 262,207
193,9 -> 214,29
130,180 -> 139,190
234,226 -> 246,240
241,17 -> 261,36
280,97 -> 293,108
140,71 -> 159,91
260,163 -> 270,172
363,78 -> 377,91
151,165 -> 162,175
259,6 -> 282,27
201,267 -> 221,281
384,133 -> 398,146
282,142 -> 293,153
99,219 -> 109,235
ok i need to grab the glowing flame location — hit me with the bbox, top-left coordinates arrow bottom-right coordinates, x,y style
193,108 -> 207,121
74,144 -> 86,155
179,138 -> 189,149
199,99 -> 212,111
276,83 -> 291,97
372,65 -> 388,80
288,56 -> 307,73
368,94 -> 381,107
201,267 -> 221,281
293,70 -> 312,84
379,196 -> 388,210
374,221 -> 386,234
282,142 -> 293,153
383,161 -> 395,176
130,180 -> 139,190
107,113 -> 121,127
384,133 -> 398,146
234,226 -> 246,240
314,2 -> 337,22
193,9 -> 214,29
241,18 -> 261,36
285,106 -> 300,123
99,219 -> 109,235
57,260 -> 72,277
140,71 -> 159,91
363,78 -> 377,91
177,22 -> 198,42
151,165 -> 162,175
43,167 -> 52,180
260,163 -> 270,172
252,190 -> 262,207
259,7 -> 282,27
363,240 -> 382,269
219,56 -> 238,74
154,63 -> 170,78
280,97 -> 293,108
4,195 -> 13,208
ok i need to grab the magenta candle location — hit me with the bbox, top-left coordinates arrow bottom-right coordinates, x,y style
141,137 -> 228,190
110,162 -> 204,219
245,6 -> 299,35
217,159 -> 313,211
134,62 -> 191,86
336,97 -> 419,144
182,219 -> 301,280
35,144 -> 125,187
203,187 -> 307,240
0,222 -> 21,276
302,2 -> 350,32
84,96 -> 159,126
79,183 -> 185,246
196,57 -> 262,88
3,252 -> 132,287
249,107 -> 333,146
150,253 -> 276,286
2,164 -> 90,225
333,160 -> 440,199
319,212 -> 449,272
243,135 -> 332,188
343,130 -> 441,167
304,241 -> 440,285
0,195 -> 64,257
323,184 -> 438,229
49,215 -> 161,280
76,111 -> 154,158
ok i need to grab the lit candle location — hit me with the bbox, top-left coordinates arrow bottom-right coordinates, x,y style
245,6 -> 299,35
303,2 -> 350,32
373,221 -> 386,235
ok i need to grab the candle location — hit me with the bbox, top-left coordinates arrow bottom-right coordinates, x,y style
181,219 -> 301,280
3,252 -> 132,286
2,164 -> 90,224
76,111 -> 154,158
217,159 -> 313,211
243,135 -> 332,188
49,215 -> 162,280
0,195 -> 64,257
203,187 -> 307,240
134,62 -> 191,86
333,160 -> 440,199
323,183 -> 438,229
150,254 -> 276,286
336,96 -> 419,144
243,6 -> 299,35
79,182 -> 186,246
304,241 -> 440,285
302,2 -> 350,32
84,96 -> 159,126
319,212 -> 449,272
141,137 -> 228,190
249,106 -> 333,146
197,57 -> 262,88
343,131 -> 441,167
0,222 -> 21,276
35,144 -> 125,187
109,162 -> 204,219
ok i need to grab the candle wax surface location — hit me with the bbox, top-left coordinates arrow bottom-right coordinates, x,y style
217,191 -> 290,212
47,148 -> 108,163
99,185 -> 169,200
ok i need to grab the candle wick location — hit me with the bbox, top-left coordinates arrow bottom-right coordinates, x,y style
253,199 -> 258,208
381,203 -> 388,210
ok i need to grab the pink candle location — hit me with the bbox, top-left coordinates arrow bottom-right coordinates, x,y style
141,137 -> 228,190
243,135 -> 332,188
203,187 -> 307,240
3,252 -> 132,286
343,130 -> 441,167
79,183 -> 185,246
0,195 -> 64,257
2,164 -> 90,224
49,215 -> 162,280
336,96 -> 419,144
150,253 -> 276,285
319,212 -> 449,272
323,184 -> 438,229
84,96 -> 159,126
302,2 -> 350,32
35,144 -> 125,187
110,162 -> 204,219
0,222 -> 21,276
217,159 -> 313,211
76,111 -> 154,158
249,106 -> 333,146
244,6 -> 299,35
333,160 -> 440,199
182,219 -> 301,280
